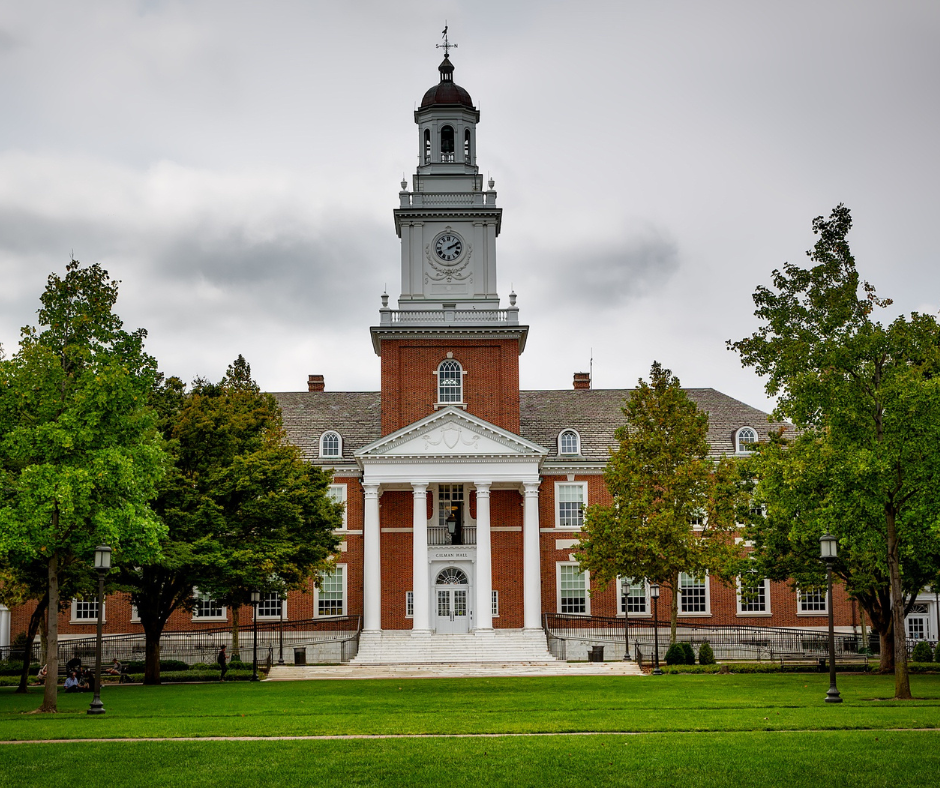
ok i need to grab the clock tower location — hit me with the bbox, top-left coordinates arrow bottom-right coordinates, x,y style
372,51 -> 528,436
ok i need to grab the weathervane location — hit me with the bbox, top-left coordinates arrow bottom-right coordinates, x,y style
436,24 -> 457,57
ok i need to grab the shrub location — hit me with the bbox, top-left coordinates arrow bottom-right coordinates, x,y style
911,641 -> 933,663
664,643 -> 685,665
680,643 -> 696,665
0,660 -> 40,676
123,659 -> 190,673
698,641 -> 716,665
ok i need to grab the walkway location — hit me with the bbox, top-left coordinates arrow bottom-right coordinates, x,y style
266,660 -> 644,680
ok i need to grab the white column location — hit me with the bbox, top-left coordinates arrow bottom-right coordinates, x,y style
474,482 -> 493,632
0,604 -> 10,650
411,482 -> 431,632
363,484 -> 382,632
523,481 -> 542,630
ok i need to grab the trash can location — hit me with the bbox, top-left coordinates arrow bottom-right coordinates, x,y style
294,647 -> 307,666
818,658 -> 827,672
588,645 -> 604,663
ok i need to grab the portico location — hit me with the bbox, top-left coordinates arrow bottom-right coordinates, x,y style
355,407 -> 547,636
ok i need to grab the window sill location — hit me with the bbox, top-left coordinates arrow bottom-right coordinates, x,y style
193,616 -> 227,622
433,402 -> 467,410
737,611 -> 772,617
796,611 -> 828,617
70,619 -> 105,625
617,613 -> 652,618
677,612 -> 712,617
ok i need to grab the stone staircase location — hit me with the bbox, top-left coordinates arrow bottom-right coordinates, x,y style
350,629 -> 556,664
267,660 -> 644,680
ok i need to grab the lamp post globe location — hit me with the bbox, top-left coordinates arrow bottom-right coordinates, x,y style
819,532 -> 843,704
88,544 -> 112,715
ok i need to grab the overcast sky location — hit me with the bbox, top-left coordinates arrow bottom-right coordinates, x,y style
1,1 -> 938,414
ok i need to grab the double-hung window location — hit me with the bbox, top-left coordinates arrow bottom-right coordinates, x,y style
256,592 -> 283,619
556,482 -> 586,529
558,564 -> 589,614
619,578 -> 648,615
737,576 -> 771,615
316,566 -> 346,617
798,588 -> 827,614
679,573 -> 709,614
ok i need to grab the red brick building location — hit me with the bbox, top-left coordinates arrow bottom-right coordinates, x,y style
1,53 -> 872,662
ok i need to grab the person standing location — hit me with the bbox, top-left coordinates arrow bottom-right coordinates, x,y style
217,645 -> 228,681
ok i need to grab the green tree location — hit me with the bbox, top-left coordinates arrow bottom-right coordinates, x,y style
729,205 -> 940,700
0,260 -> 167,711
119,356 -> 342,684
577,362 -> 745,642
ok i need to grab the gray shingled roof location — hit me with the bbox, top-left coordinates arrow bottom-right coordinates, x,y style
273,388 -> 789,466
519,388 -> 790,462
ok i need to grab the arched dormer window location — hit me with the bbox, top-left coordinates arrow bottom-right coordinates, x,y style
437,359 -> 463,404
424,129 -> 431,165
464,129 -> 471,163
441,125 -> 455,163
736,426 -> 757,454
320,431 -> 342,458
558,429 -> 581,455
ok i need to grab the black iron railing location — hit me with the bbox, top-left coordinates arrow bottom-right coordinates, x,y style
543,612 -> 879,662
2,616 -> 362,670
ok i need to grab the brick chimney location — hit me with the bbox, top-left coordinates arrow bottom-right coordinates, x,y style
307,374 -> 325,392
573,372 -> 591,390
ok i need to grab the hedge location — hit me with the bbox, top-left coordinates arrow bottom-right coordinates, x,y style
0,661 -> 39,676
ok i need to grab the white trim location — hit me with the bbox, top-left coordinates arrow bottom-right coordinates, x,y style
556,562 -> 590,615
70,598 -> 105,624
616,577 -> 651,618
315,565 -> 347,617
736,576 -> 772,616
735,426 -> 758,455
130,604 -> 140,623
557,429 -> 582,456
320,430 -> 343,459
678,572 -> 711,616
492,590 -> 499,618
328,483 -> 348,529
405,591 -> 414,618
554,481 -> 588,529
434,359 -> 466,407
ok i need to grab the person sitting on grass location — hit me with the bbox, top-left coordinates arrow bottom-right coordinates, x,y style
104,658 -> 122,676
64,671 -> 81,693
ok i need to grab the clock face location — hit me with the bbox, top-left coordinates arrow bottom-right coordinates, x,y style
435,233 -> 463,262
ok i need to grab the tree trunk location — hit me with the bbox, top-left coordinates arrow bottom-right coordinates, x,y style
16,595 -> 48,694
142,623 -> 163,685
231,607 -> 240,660
880,631 -> 895,671
39,608 -> 48,665
40,550 -> 59,712
886,509 -> 912,699
859,606 -> 868,654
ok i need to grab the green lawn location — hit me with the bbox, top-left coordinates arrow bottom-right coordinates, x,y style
1,674 -> 939,787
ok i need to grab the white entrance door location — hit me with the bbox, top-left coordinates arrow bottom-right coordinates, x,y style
434,567 -> 471,634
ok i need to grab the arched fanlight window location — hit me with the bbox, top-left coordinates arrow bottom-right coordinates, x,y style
736,427 -> 758,454
320,431 -> 342,458
464,129 -> 471,162
436,567 -> 469,585
437,359 -> 463,404
424,129 -> 431,165
441,125 -> 455,162
559,429 -> 581,455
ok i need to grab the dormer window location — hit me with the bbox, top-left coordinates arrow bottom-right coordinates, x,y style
320,431 -> 342,458
736,427 -> 758,454
558,429 -> 581,455
437,359 -> 463,404
441,125 -> 455,163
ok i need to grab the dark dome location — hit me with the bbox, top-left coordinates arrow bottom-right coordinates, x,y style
420,55 -> 474,109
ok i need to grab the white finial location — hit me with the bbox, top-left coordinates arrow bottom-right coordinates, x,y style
381,286 -> 389,308
509,290 -> 517,306
488,177 -> 495,190
401,175 -> 408,191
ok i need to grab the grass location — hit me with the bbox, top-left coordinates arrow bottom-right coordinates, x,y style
1,674 -> 939,786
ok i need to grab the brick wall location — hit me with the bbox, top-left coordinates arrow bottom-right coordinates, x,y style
490,489 -> 524,628
379,490 -> 412,630
379,337 -> 521,435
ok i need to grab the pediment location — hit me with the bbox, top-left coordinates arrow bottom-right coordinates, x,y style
356,407 -> 547,459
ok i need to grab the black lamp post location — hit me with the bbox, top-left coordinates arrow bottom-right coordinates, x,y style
250,590 -> 260,682
88,544 -> 111,716
820,532 -> 843,704
277,594 -> 285,665
650,582 -> 663,675
622,585 -> 631,661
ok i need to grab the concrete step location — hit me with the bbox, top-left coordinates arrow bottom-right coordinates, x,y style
350,629 -> 558,665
